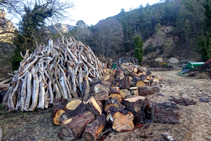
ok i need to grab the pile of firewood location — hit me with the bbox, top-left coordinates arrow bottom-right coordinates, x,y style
52,63 -> 173,141
2,37 -> 104,112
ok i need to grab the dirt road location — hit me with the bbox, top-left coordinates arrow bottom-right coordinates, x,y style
0,71 -> 211,141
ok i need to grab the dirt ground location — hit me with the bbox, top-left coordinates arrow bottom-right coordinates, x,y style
1,70 -> 211,141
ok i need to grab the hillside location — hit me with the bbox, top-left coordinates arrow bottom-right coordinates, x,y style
70,0 -> 210,62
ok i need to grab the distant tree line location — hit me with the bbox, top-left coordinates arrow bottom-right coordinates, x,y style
1,0 -> 211,71
72,0 -> 211,61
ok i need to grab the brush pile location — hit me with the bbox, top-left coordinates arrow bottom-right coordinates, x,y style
2,37 -> 104,112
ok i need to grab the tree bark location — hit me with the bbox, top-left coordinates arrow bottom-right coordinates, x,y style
82,114 -> 106,141
86,97 -> 102,117
60,102 -> 89,122
61,111 -> 95,140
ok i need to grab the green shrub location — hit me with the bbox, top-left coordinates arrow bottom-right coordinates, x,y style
134,36 -> 144,63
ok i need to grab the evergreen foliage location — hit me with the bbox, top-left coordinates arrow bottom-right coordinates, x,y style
198,0 -> 211,61
134,36 -> 144,62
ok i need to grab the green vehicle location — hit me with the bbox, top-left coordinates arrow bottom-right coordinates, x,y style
178,62 -> 205,75
182,62 -> 205,69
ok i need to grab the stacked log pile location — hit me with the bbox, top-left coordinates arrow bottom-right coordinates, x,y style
2,37 -> 104,111
52,63 -> 176,140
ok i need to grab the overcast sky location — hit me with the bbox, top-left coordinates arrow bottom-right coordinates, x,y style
68,0 -> 160,26
6,0 -> 160,27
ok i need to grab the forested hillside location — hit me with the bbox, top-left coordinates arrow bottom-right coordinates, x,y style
71,0 -> 211,61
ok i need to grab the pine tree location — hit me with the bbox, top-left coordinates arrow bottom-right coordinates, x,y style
198,0 -> 211,61
134,36 -> 144,63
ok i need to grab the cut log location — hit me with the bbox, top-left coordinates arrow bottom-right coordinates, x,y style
138,86 -> 160,96
52,106 -> 66,125
134,67 -> 138,73
115,70 -> 124,80
103,74 -> 114,82
137,66 -> 144,73
93,91 -> 109,101
106,106 -> 134,132
146,70 -> 151,76
129,87 -> 139,96
121,64 -> 134,76
82,114 -> 106,141
60,102 -> 89,122
53,98 -> 68,106
110,87 -> 120,94
61,111 -> 95,140
104,97 -> 124,112
65,99 -> 82,110
122,96 -> 152,124
86,97 -> 102,117
96,100 -> 103,112
52,98 -> 68,125
104,69 -> 116,76
109,93 -> 122,103
92,84 -> 110,96
137,72 -> 143,77
118,76 -> 130,89
82,75 -> 90,101
143,80 -> 150,86
151,77 -> 159,86
136,80 -> 145,87
152,102 -> 179,124
120,89 -> 130,99
130,76 -> 140,87
139,75 -> 147,81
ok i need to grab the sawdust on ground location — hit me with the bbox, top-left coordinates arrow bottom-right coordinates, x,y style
0,70 -> 211,141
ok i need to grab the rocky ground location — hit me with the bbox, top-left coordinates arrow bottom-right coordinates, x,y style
0,70 -> 211,141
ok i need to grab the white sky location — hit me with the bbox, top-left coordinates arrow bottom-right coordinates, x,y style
6,0 -> 160,27
67,0 -> 160,26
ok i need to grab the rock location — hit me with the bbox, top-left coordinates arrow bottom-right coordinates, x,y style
155,57 -> 163,63
168,57 -> 179,64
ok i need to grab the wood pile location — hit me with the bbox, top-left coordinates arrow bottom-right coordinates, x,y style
2,37 -> 104,111
53,63 -> 166,140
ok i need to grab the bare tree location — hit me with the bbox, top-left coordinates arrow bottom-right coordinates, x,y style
75,20 -> 90,44
93,18 -> 124,58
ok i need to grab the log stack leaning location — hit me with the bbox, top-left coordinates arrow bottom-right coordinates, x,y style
3,37 -> 104,111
